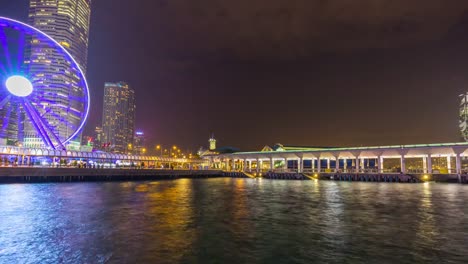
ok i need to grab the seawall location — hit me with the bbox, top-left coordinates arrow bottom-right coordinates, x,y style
0,167 -> 224,183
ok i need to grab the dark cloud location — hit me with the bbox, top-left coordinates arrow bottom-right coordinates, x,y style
145,0 -> 468,60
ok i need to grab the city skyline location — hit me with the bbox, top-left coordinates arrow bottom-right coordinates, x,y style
2,0 -> 468,151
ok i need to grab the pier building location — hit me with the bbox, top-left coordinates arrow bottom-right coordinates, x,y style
205,142 -> 468,181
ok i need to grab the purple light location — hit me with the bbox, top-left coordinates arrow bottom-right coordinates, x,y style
0,17 -> 90,149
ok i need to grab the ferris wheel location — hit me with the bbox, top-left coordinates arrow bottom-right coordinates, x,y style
0,17 -> 90,150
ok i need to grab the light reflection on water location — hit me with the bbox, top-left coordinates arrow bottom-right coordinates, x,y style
1,179 -> 468,263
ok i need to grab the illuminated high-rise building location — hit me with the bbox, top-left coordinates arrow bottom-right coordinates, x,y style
134,131 -> 146,155
28,0 -> 91,73
460,93 -> 468,141
102,82 -> 136,153
94,126 -> 103,149
21,0 -> 92,148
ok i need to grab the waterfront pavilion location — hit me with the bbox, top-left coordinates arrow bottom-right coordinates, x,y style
206,142 -> 468,177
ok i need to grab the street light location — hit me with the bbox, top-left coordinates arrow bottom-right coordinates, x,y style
128,143 -> 133,154
156,145 -> 162,156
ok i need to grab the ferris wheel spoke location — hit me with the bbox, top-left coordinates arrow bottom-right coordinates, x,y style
41,107 -> 78,131
67,95 -> 86,103
22,100 -> 54,148
45,104 -> 82,115
24,99 -> 66,150
0,61 -> 8,76
17,102 -> 24,140
15,30 -> 25,72
0,95 -> 11,109
0,27 -> 13,71
1,99 -> 12,133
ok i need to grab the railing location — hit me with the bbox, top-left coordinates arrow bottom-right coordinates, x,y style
230,168 -> 465,175
1,163 -> 210,170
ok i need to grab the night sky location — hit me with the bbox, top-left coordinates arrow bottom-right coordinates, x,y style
3,0 -> 468,151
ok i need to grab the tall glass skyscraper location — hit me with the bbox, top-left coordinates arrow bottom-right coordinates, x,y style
22,0 -> 92,148
460,93 -> 468,141
102,82 -> 136,153
28,0 -> 91,73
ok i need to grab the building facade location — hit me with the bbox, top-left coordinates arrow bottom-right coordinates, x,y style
21,0 -> 92,149
28,0 -> 92,73
460,93 -> 468,141
94,126 -> 103,149
102,82 -> 136,153
134,131 -> 146,155
209,135 -> 216,150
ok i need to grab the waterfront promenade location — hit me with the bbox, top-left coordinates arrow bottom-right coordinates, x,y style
3,142 -> 468,184
0,167 -> 224,183
0,145 -> 207,169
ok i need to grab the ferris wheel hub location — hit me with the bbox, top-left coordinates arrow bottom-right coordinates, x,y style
5,75 -> 33,97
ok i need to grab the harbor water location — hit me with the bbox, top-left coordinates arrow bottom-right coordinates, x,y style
1,178 -> 468,263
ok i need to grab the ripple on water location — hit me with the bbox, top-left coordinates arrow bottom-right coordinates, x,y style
0,180 -> 468,263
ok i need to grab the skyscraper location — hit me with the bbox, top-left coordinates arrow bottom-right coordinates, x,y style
28,0 -> 91,73
134,131 -> 146,155
21,0 -> 92,149
460,93 -> 468,141
102,82 -> 136,153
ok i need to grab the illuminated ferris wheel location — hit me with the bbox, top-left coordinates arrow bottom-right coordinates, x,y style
0,17 -> 90,150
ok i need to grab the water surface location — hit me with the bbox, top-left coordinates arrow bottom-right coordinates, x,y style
1,179 -> 467,263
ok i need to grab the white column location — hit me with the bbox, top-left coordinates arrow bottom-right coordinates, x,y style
379,156 -> 385,173
284,158 -> 288,171
335,157 -> 339,172
456,153 -> 462,175
343,158 -> 347,170
248,160 -> 252,171
400,155 -> 406,174
355,157 -> 360,172
256,159 -> 261,173
317,157 -> 321,172
422,156 -> 427,173
327,159 -> 330,169
379,156 -> 384,173
427,155 -> 432,174
243,159 -> 247,172
298,158 -> 303,173
447,156 -> 452,173
270,158 -> 274,170
312,158 -> 315,171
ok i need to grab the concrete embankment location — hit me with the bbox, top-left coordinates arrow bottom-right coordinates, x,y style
0,167 -> 224,183
262,172 -> 465,183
